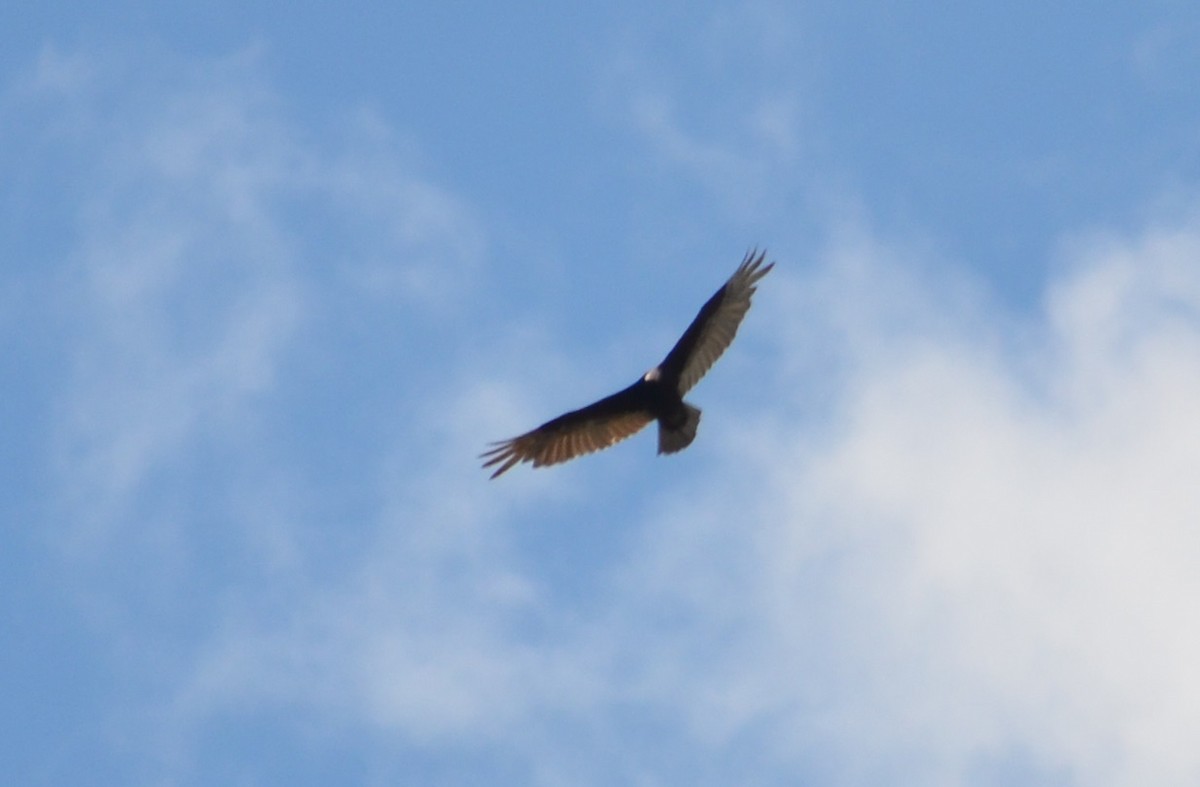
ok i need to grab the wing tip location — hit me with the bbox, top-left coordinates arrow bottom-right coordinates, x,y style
739,247 -> 773,275
480,438 -> 522,479
733,247 -> 774,292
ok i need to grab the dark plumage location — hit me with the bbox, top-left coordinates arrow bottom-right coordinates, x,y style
482,249 -> 774,478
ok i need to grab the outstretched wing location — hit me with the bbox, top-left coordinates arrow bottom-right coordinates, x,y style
658,249 -> 774,395
481,381 -> 654,479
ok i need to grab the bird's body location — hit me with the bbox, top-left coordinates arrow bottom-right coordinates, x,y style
482,249 -> 773,478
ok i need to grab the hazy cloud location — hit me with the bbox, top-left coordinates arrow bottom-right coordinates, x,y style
30,49 -> 484,559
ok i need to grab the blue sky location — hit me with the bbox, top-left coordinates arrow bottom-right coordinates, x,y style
6,2 -> 1200,785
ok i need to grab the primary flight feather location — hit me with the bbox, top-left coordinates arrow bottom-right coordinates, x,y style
482,249 -> 774,479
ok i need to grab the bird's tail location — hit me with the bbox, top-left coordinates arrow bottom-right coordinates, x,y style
658,403 -> 701,455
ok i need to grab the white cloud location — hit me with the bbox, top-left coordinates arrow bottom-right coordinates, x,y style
603,213 -> 1200,785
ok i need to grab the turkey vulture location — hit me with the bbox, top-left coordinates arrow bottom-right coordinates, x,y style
482,249 -> 774,478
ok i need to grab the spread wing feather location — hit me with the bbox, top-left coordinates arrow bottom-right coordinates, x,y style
480,382 -> 654,479
659,249 -> 774,395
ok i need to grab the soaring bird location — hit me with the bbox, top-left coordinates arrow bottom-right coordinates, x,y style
482,249 -> 774,479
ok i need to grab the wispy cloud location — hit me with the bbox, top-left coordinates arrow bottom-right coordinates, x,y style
597,4 -> 816,227
43,49 -> 306,552
14,42 -> 541,781
28,47 -> 485,559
